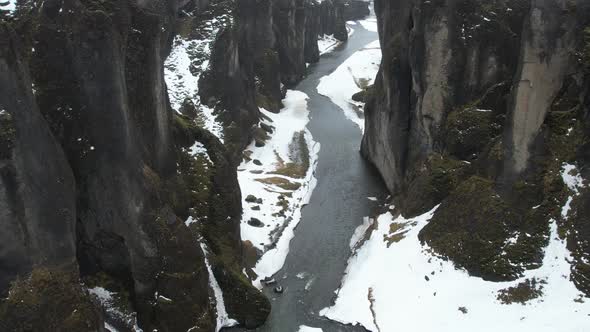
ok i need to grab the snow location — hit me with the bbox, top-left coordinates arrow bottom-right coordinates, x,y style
321,204 -> 590,332
298,326 -> 323,332
561,163 -> 586,195
238,90 -> 320,286
0,0 -> 16,14
88,287 -> 142,332
318,34 -> 341,55
317,39 -> 381,132
200,242 -> 238,332
358,17 -> 378,32
349,217 -> 373,250
164,12 -> 231,142
104,322 -> 119,332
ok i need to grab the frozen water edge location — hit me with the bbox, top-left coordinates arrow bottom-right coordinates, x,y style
238,90 -> 320,287
317,39 -> 381,133
321,186 -> 590,331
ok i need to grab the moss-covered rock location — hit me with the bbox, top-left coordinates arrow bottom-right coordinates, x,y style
0,268 -> 104,332
444,105 -> 503,161
497,278 -> 545,305
401,154 -> 469,218
419,176 -> 522,281
351,85 -> 375,103
0,109 -> 15,159
567,188 -> 590,296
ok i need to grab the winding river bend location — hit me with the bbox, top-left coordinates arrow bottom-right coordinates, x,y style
238,20 -> 386,332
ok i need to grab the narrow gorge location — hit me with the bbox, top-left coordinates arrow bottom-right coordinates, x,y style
1,0 -> 589,331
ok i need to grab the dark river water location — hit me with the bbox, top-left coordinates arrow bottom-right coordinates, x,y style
228,18 -> 386,332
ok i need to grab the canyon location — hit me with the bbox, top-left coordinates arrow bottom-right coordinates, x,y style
1,0 -> 589,331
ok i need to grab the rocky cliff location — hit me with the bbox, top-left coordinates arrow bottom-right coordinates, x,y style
0,0 -> 369,330
199,0 -> 355,162
363,0 -> 590,293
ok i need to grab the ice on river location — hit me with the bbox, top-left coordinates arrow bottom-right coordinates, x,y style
239,90 -> 320,287
317,39 -> 381,132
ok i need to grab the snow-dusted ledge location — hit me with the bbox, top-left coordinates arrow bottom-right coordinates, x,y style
321,165 -> 590,332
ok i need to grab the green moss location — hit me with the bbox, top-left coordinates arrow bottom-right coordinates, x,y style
351,85 -> 375,103
419,176 -> 521,281
445,106 -> 502,160
402,154 -> 469,217
497,278 -> 545,305
0,268 -> 102,332
0,110 -> 16,160
256,177 -> 301,191
271,131 -> 310,178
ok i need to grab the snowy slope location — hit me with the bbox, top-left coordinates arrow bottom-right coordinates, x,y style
238,90 -> 320,286
321,165 -> 590,332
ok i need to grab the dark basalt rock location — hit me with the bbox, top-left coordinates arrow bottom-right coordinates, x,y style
0,268 -> 104,332
343,0 -> 370,21
248,217 -> 265,227
365,0 -> 590,290
0,0 -> 367,329
0,22 -> 78,297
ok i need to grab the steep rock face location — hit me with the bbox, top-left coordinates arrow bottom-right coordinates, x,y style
0,0 -> 270,330
199,0 -> 352,162
504,0 -> 580,178
343,0 -> 370,21
362,0 -> 528,194
27,0 -> 219,330
364,0 -> 590,290
0,0 -> 371,330
0,23 -> 77,296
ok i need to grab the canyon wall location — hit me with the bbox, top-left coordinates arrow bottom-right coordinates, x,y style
363,0 -> 590,293
0,0 -> 369,330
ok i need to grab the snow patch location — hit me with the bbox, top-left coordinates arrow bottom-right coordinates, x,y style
0,0 -> 16,14
317,39 -> 381,132
358,17 -> 378,32
318,34 -> 341,55
200,242 -> 238,332
298,326 -> 323,332
238,90 -> 320,287
88,287 -> 142,332
321,205 -> 590,331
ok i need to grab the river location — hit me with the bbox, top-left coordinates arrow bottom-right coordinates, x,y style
228,17 -> 386,332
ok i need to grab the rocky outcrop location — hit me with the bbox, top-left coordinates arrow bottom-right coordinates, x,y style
0,22 -> 77,297
364,0 -> 590,291
1,0 -> 371,330
199,0 -> 354,162
504,0 -> 580,178
343,0 -> 370,21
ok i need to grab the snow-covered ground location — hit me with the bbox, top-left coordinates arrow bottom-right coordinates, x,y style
298,325 -> 323,332
318,34 -> 341,55
358,17 -> 377,32
320,166 -> 590,332
0,0 -> 16,14
164,14 -> 231,141
238,90 -> 320,286
317,39 -> 381,132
